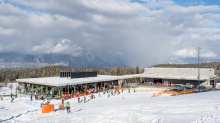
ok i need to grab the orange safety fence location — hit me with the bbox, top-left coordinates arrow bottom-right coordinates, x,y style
42,104 -> 55,114
164,88 -> 211,96
153,90 -> 166,97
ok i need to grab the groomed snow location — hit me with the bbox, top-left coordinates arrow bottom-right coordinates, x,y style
1,84 -> 220,123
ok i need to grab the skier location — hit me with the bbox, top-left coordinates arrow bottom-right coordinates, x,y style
122,89 -> 123,93
103,89 -> 105,95
91,93 -> 93,99
62,99 -> 64,104
11,93 -> 13,98
1,96 -> 3,101
134,88 -> 136,93
84,96 -> 86,103
108,93 -> 110,98
30,94 -> 32,101
66,101 -> 71,114
123,95 -> 124,99
11,97 -> 14,103
78,96 -> 80,103
50,91 -> 53,98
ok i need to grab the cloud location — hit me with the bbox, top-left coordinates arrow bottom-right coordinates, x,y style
175,49 -> 197,57
0,27 -> 20,36
201,51 -> 217,57
32,39 -> 83,56
0,0 -> 220,67
175,48 -> 217,58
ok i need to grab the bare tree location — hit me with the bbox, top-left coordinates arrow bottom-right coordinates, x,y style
0,84 -> 2,90
9,84 -> 13,93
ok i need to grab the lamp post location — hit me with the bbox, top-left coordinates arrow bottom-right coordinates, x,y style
197,47 -> 202,88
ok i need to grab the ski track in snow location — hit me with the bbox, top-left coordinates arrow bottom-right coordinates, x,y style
1,85 -> 220,122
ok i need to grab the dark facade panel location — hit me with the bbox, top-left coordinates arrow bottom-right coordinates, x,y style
60,71 -> 97,78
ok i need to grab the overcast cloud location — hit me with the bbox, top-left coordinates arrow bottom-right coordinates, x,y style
0,0 -> 220,68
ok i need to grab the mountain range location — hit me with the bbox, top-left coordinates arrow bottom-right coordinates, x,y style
0,52 -> 128,70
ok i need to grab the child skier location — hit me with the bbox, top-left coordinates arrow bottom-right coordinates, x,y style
122,89 -> 123,93
30,94 -> 32,101
123,95 -> 124,99
66,101 -> 71,114
134,88 -> 136,93
1,96 -> 3,101
108,93 -> 110,98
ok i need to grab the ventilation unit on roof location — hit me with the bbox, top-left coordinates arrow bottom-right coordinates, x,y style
60,71 -> 97,79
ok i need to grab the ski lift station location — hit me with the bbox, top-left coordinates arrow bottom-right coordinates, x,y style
16,67 -> 216,97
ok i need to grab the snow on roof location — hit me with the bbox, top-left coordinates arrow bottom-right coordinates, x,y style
139,74 -> 208,81
16,74 -> 142,87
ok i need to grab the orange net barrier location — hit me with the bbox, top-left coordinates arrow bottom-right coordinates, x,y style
42,104 -> 55,114
165,88 -> 211,96
153,90 -> 166,97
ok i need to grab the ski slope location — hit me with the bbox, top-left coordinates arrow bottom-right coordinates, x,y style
1,84 -> 220,123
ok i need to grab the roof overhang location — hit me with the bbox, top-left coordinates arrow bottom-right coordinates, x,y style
16,74 -> 142,87
140,74 -> 208,81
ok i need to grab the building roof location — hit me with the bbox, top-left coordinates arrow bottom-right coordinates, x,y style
16,74 -> 142,87
139,74 -> 208,81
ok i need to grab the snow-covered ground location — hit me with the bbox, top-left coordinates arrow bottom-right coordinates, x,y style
0,83 -> 18,95
1,84 -> 220,123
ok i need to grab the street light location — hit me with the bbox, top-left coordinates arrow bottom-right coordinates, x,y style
197,47 -> 202,88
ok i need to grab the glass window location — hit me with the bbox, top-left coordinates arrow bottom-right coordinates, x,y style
33,85 -> 36,92
25,84 -> 28,91
38,85 -> 41,93
42,86 -> 46,94
48,87 -> 51,94
29,84 -> 32,92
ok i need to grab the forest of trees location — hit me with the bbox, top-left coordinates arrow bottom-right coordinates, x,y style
0,65 -> 143,84
152,62 -> 220,76
1,62 -> 220,85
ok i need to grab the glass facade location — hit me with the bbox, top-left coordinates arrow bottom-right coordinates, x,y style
38,85 -> 41,93
48,87 -> 51,94
54,87 -> 59,96
42,86 -> 46,94
29,84 -> 32,91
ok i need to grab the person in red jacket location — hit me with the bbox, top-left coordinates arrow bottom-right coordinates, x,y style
84,96 -> 86,103
78,96 -> 80,103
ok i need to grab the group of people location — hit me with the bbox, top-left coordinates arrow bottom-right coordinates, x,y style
60,86 -> 137,114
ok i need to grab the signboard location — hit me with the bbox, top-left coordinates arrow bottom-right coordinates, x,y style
25,99 -> 42,108
164,81 -> 169,84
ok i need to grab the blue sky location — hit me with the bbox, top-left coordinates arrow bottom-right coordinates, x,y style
131,0 -> 220,6
173,0 -> 220,6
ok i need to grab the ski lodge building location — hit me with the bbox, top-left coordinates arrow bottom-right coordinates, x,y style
16,67 -> 216,96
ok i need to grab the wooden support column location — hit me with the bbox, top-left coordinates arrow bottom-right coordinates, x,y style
36,86 -> 38,92
32,85 -> 33,92
51,87 -> 54,97
28,84 -> 29,92
46,86 -> 48,94
41,86 -> 42,93
22,83 -> 25,91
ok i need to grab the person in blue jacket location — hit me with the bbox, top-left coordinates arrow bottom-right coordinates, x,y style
11,97 -> 14,103
30,94 -> 32,101
91,93 -> 93,99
